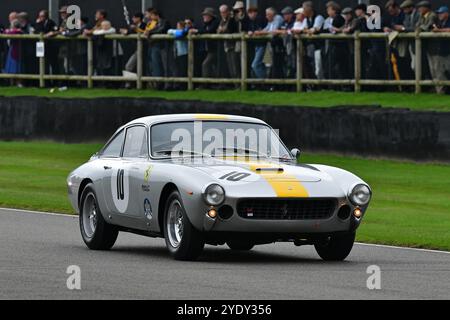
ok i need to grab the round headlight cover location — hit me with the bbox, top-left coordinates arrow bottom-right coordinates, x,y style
203,184 -> 225,206
349,184 -> 371,206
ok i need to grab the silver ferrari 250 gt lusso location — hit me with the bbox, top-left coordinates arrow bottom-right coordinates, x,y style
68,114 -> 371,261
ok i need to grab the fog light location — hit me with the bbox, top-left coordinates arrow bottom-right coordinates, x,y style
207,208 -> 217,219
353,208 -> 362,219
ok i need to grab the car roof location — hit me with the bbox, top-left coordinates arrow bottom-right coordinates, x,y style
126,114 -> 268,127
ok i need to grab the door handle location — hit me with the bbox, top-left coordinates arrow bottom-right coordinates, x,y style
104,166 -> 112,170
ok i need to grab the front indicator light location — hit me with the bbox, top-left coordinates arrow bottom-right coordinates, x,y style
207,208 -> 217,219
353,208 -> 362,219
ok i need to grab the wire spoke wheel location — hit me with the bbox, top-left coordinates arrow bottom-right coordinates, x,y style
167,199 -> 184,248
82,193 -> 98,238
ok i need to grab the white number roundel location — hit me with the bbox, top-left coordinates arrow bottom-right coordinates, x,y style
111,169 -> 129,213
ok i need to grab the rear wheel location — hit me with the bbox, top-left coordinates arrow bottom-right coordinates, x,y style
164,191 -> 205,261
227,240 -> 254,251
79,183 -> 118,250
314,232 -> 355,261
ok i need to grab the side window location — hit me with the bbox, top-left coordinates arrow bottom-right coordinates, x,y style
123,126 -> 149,158
101,130 -> 124,158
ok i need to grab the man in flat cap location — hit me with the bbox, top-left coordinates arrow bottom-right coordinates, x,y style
341,8 -> 354,31
401,1 -> 420,33
276,7 -> 296,78
416,1 -> 438,31
190,8 -> 220,82
415,1 -> 447,93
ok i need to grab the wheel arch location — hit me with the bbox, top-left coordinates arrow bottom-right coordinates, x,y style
158,183 -> 179,233
78,178 -> 94,208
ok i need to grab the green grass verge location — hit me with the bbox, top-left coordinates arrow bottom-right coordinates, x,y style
0,141 -> 449,251
1,87 -> 450,112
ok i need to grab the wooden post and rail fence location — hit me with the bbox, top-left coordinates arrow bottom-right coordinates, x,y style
0,32 -> 449,94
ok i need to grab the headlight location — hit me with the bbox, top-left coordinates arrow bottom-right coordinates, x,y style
203,184 -> 225,206
349,184 -> 371,206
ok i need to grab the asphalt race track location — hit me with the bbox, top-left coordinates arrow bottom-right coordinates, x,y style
1,208 -> 449,300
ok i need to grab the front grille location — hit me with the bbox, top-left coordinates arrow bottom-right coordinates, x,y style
237,198 -> 337,220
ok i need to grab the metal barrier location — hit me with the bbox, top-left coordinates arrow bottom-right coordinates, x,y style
0,32 -> 449,93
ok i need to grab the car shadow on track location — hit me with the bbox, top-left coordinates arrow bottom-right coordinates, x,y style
111,244 -> 356,265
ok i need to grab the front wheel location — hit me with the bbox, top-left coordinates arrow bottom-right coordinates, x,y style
314,232 -> 355,261
164,191 -> 205,261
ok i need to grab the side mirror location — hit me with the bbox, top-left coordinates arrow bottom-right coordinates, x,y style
291,148 -> 301,160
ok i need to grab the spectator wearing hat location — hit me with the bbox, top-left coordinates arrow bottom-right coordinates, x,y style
384,1 -> 405,33
292,8 -> 306,33
383,1 -> 414,82
401,1 -> 420,55
272,7 -> 296,79
341,7 -> 354,30
344,4 -> 368,33
323,1 -> 348,82
416,1 -> 445,93
233,1 -> 247,33
217,5 -> 239,81
190,8 -> 220,81
416,1 -> 438,31
433,6 -> 450,32
400,0 -> 420,32
233,1 -> 248,59
390,0 -> 420,82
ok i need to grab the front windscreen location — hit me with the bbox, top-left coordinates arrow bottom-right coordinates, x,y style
151,121 -> 291,159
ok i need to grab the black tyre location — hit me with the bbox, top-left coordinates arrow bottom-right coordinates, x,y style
79,183 -> 119,250
227,240 -> 254,251
163,190 -> 205,261
314,232 -> 355,261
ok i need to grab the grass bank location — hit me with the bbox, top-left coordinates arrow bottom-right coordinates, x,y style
0,87 -> 449,112
0,141 -> 448,250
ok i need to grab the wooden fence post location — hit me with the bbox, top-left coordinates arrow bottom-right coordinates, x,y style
415,31 -> 422,94
187,34 -> 194,91
39,34 -> 45,88
137,34 -> 143,90
354,31 -> 361,93
87,37 -> 94,89
296,36 -> 303,93
240,33 -> 248,91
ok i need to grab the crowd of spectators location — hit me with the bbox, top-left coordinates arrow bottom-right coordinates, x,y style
0,0 -> 449,92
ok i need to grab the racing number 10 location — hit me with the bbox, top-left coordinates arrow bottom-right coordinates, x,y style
219,171 -> 251,182
117,169 -> 125,200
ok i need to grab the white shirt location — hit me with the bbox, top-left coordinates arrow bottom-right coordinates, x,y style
298,15 -> 325,31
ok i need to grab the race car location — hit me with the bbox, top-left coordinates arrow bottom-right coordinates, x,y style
67,114 -> 372,261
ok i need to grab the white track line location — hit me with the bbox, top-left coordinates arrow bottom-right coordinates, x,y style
0,207 -> 76,218
355,242 -> 450,255
1,207 -> 449,255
